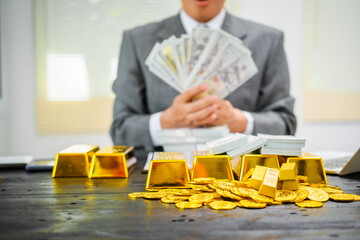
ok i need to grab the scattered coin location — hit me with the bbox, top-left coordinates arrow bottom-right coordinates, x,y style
175,201 -> 202,209
143,192 -> 167,199
128,192 -> 148,199
329,194 -> 355,202
275,190 -> 297,202
294,189 -> 309,202
189,193 -> 214,204
209,200 -> 237,210
307,189 -> 329,202
239,199 -> 267,209
296,200 -> 323,208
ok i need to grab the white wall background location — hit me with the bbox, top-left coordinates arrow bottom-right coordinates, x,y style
0,0 -> 359,158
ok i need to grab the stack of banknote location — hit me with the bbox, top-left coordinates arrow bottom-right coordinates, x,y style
207,134 -> 267,158
145,27 -> 258,98
155,125 -> 230,152
258,134 -> 306,156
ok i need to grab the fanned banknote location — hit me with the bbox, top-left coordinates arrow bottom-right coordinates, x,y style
145,27 -> 258,98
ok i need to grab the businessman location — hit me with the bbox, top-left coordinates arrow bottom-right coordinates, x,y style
110,0 -> 297,155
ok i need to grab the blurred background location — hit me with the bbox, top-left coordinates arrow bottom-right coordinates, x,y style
0,0 -> 359,158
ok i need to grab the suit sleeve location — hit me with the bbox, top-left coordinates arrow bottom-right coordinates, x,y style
251,32 -> 297,135
110,31 -> 154,152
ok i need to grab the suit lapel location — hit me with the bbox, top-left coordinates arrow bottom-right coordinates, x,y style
156,13 -> 186,42
221,12 -> 248,40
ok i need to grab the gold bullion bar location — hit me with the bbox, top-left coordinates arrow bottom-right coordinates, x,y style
279,162 -> 297,181
145,159 -> 190,191
282,179 -> 298,190
286,153 -> 328,184
192,155 -> 234,181
239,154 -> 279,182
153,151 -> 185,160
231,156 -> 242,180
89,146 -> 136,178
259,168 -> 279,198
243,168 -> 255,181
249,166 -> 267,190
52,144 -> 99,178
192,150 -> 212,157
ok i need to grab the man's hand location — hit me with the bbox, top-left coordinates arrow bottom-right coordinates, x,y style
206,98 -> 248,133
160,84 -> 218,128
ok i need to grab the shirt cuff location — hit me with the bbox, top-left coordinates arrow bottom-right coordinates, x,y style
242,111 -> 254,135
149,111 -> 163,147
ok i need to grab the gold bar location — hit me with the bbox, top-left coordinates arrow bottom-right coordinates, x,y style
243,168 -> 255,181
249,166 -> 267,190
239,154 -> 280,182
231,156 -> 242,180
52,145 -> 99,178
286,153 -> 328,184
88,146 -> 136,178
282,179 -> 298,190
192,155 -> 234,181
192,150 -> 212,157
279,162 -> 297,180
259,168 -> 279,198
146,160 -> 190,191
153,152 -> 185,160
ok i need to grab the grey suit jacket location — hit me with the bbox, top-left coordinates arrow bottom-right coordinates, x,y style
110,12 -> 297,152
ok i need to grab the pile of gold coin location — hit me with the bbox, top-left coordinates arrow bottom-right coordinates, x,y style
128,177 -> 360,210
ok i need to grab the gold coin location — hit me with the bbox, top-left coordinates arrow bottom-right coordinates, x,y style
161,197 -> 183,204
250,191 -> 274,203
295,200 -> 323,208
128,192 -> 148,199
268,201 -> 282,205
307,188 -> 329,202
189,193 -> 214,204
208,183 -> 218,190
222,190 -> 244,201
275,190 -> 297,202
158,189 -> 184,194
329,194 -> 355,202
297,175 -> 308,183
294,189 -> 309,202
174,189 -> 201,196
230,186 -> 250,198
161,194 -> 189,203
143,192 -> 167,199
209,200 -> 237,210
352,194 -> 360,201
212,180 -> 235,191
239,199 -> 267,209
321,188 -> 344,194
193,177 -> 216,185
215,188 -> 227,198
175,201 -> 202,209
309,183 -> 328,188
189,185 -> 215,192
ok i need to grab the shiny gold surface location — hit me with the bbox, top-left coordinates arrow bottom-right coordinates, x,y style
192,150 -> 212,157
231,156 -> 242,180
52,145 -> 99,178
192,155 -> 234,181
89,146 -> 135,178
259,168 -> 279,198
152,152 -> 185,160
279,163 -> 297,181
249,166 -> 267,190
282,180 -> 298,190
287,154 -> 328,184
145,160 -> 190,191
240,155 -> 279,182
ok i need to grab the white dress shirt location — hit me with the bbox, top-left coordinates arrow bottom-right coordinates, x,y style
149,9 -> 254,146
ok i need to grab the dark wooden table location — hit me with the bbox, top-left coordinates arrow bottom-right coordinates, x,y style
1,165 -> 360,240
